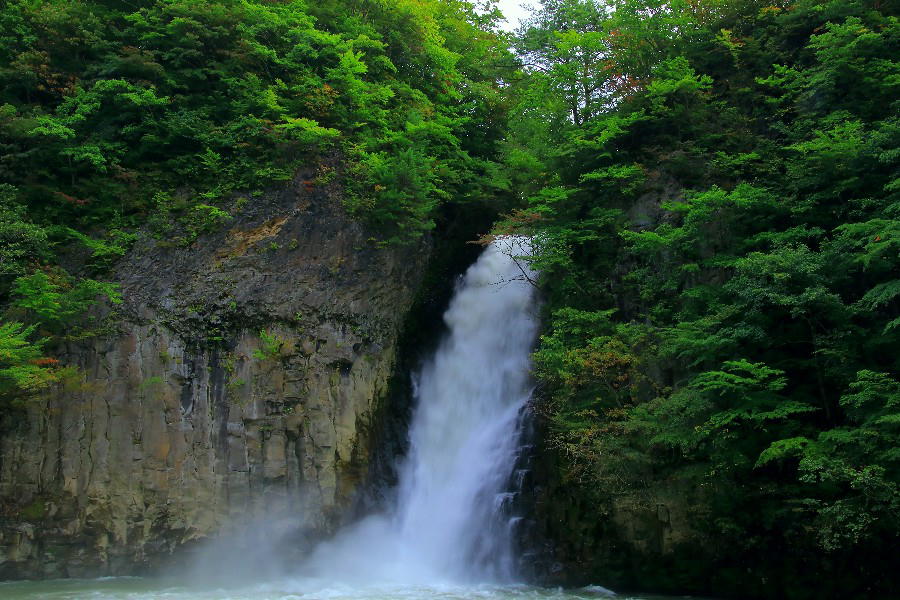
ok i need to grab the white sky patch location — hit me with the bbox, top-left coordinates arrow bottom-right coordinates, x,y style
496,0 -> 532,31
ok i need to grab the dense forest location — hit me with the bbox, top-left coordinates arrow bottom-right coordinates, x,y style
504,0 -> 899,597
1,0 -> 898,598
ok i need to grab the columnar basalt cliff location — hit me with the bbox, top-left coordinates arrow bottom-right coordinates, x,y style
0,171 -> 429,578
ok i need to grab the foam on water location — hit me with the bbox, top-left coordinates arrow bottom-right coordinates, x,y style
1,576 -> 686,600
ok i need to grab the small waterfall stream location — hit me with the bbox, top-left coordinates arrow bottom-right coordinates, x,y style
305,237 -> 539,584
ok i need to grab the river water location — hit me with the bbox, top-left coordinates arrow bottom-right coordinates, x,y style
0,578 -> 684,600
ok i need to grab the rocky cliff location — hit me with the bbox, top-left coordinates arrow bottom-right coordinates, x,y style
525,441 -> 713,593
0,170 -> 429,578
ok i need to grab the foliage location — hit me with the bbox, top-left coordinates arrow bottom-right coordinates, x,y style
0,321 -> 63,406
0,184 -> 47,277
11,270 -> 121,330
61,227 -> 137,272
0,0 -> 510,241
507,0 -> 900,595
252,329 -> 284,361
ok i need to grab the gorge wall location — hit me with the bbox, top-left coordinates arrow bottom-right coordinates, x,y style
525,439 -> 714,594
0,171 -> 429,578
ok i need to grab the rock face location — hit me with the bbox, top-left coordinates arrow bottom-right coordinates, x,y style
0,171 -> 429,578
526,444 -> 711,593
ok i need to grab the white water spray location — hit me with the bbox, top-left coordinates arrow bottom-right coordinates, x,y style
305,237 -> 538,584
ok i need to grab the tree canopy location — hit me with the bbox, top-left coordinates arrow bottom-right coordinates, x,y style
503,0 -> 899,596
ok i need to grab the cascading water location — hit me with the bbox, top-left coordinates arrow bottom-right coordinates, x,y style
303,236 -> 539,585
394,235 -> 538,581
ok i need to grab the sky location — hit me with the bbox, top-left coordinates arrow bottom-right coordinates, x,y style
495,0 -> 532,31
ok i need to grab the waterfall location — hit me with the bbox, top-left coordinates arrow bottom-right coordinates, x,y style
305,237 -> 538,584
